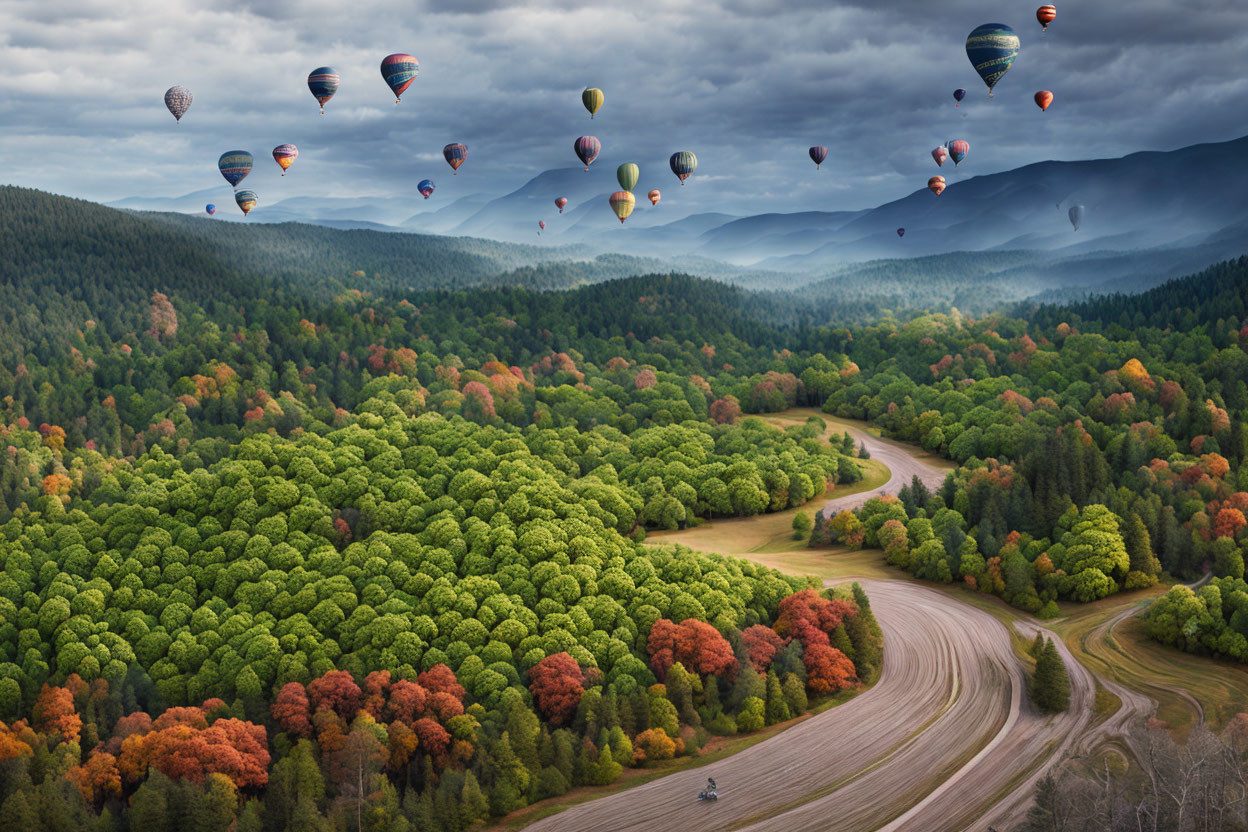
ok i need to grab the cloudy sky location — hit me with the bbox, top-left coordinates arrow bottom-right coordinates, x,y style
2,0 -> 1246,217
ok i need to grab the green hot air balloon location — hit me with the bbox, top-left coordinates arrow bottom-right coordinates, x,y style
616,163 -> 639,193
582,87 -> 604,118
965,24 -> 1020,98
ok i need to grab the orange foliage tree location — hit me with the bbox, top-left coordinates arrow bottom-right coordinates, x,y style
646,619 -> 737,680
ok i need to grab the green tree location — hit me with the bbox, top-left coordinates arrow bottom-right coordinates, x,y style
1031,639 -> 1070,713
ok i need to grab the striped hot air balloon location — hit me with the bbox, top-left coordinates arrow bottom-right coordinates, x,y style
443,143 -> 467,174
555,197 -> 568,213
381,53 -> 419,103
218,151 -> 253,188
272,144 -> 299,175
235,189 -> 258,216
948,140 -> 970,166
648,189 -> 661,206
164,86 -> 192,123
574,136 -> 600,172
1037,5 -> 1057,31
418,179 -> 435,199
669,151 -> 697,184
617,163 -> 639,192
932,146 -> 949,167
1035,90 -> 1054,111
928,176 -> 947,196
308,67 -> 339,113
609,190 -> 636,224
965,23 -> 1020,97
809,145 -> 829,169
582,88 -> 604,118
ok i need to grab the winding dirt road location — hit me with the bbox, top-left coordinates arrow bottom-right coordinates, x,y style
526,414 -> 1148,832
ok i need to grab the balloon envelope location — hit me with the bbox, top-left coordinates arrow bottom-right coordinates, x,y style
928,176 -> 947,196
555,197 -> 568,213
205,204 -> 215,215
1035,91 -> 1054,111
418,179 -> 435,199
1069,204 -> 1085,231
809,145 -> 829,168
218,151 -> 254,188
272,144 -> 298,174
953,88 -> 967,107
932,146 -> 949,167
616,163 -> 639,192
897,228 -> 905,237
574,136 -> 600,171
234,189 -> 257,216
308,67 -> 339,113
380,53 -> 419,101
669,151 -> 697,184
164,86 -> 192,122
443,143 -> 467,173
648,189 -> 661,206
965,24 -> 1019,96
609,190 -> 636,224
948,140 -> 970,166
582,88 -> 604,118
1037,5 -> 1056,30
538,220 -> 546,230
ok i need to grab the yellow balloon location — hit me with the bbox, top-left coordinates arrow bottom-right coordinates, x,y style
609,190 -> 635,224
582,87 -> 604,118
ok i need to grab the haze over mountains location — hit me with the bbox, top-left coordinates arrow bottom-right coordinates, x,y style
99,134 -> 1248,303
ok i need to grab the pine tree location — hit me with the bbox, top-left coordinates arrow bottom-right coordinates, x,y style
1031,638 -> 1071,713
1124,511 -> 1161,584
764,671 -> 790,725
857,441 -> 870,460
1028,632 -> 1045,659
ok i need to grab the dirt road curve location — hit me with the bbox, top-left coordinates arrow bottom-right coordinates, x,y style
822,421 -> 949,519
528,417 -> 1142,832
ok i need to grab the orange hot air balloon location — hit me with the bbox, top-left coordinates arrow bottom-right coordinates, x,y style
1037,5 -> 1056,31
648,189 -> 661,206
928,176 -> 946,196
1034,90 -> 1054,111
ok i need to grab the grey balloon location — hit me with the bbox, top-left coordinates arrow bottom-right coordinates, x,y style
1068,204 -> 1085,232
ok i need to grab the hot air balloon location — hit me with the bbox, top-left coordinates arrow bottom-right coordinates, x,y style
1034,90 -> 1054,111
953,89 -> 967,107
272,144 -> 299,175
617,163 -> 639,192
205,204 -> 216,216
555,197 -> 568,213
380,53 -> 419,103
928,176 -> 947,196
1069,204 -> 1084,231
582,87 -> 604,118
670,151 -> 697,185
932,146 -> 949,167
418,179 -> 435,199
948,140 -> 970,166
574,136 -> 600,172
965,23 -> 1019,97
538,220 -> 546,235
648,189 -> 661,206
897,228 -> 905,238
218,151 -> 253,189
164,86 -> 192,123
809,146 -> 829,169
609,190 -> 636,224
308,67 -> 339,114
1037,5 -> 1056,31
235,189 -> 258,216
443,143 -> 467,174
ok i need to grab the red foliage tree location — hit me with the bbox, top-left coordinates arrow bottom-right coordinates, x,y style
362,670 -> 391,719
802,643 -> 858,694
461,381 -> 497,420
308,670 -> 362,719
426,691 -> 465,722
741,625 -> 788,673
1214,508 -> 1247,540
67,751 -> 122,805
271,683 -> 314,737
153,706 -> 207,730
120,718 -> 270,789
647,619 -> 737,680
709,396 -> 742,425
386,680 -> 429,725
412,718 -> 452,759
417,665 -> 465,702
775,590 -> 857,648
34,684 -> 81,744
528,653 -> 585,724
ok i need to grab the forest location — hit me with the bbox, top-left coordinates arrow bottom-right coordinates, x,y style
1,188 -> 1247,829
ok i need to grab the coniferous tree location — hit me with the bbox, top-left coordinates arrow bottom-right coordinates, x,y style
1031,639 -> 1071,713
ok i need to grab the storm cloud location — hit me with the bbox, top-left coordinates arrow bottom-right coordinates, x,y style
1,0 -> 1245,216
